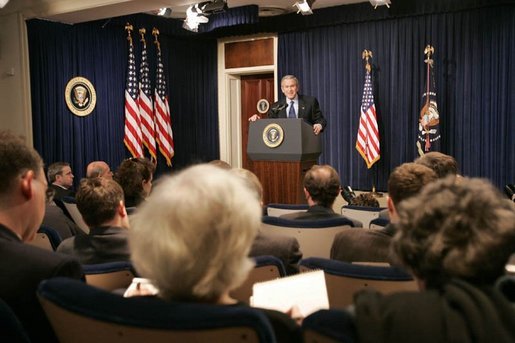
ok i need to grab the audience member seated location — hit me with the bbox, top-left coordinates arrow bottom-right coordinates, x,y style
47,161 -> 75,200
0,130 -> 83,342
349,192 -> 380,207
331,163 -> 437,263
129,164 -> 301,342
114,157 -> 155,208
86,160 -> 113,179
230,168 -> 303,275
352,177 -> 515,342
379,151 -> 460,220
414,151 -> 459,178
281,165 -> 361,226
57,178 -> 130,264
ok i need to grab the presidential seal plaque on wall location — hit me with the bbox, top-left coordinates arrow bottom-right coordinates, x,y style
256,99 -> 270,114
65,77 -> 97,116
262,123 -> 284,148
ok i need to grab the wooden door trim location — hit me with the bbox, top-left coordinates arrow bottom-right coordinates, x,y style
217,35 -> 277,168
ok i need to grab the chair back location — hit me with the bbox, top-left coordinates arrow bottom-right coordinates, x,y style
369,217 -> 390,230
340,205 -> 385,228
29,226 -> 63,251
299,257 -> 418,308
82,261 -> 136,292
61,196 -> 90,233
302,309 -> 357,343
265,203 -> 309,217
38,278 -> 276,343
261,216 -> 355,259
231,255 -> 286,304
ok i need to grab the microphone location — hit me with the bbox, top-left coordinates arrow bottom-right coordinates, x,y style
271,103 -> 287,113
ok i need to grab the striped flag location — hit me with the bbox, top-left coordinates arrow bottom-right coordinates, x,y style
355,67 -> 380,168
153,30 -> 174,166
124,25 -> 143,158
138,29 -> 157,160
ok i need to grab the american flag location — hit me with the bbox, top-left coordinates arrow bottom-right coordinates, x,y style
355,68 -> 380,168
124,25 -> 143,158
138,30 -> 157,160
153,32 -> 174,166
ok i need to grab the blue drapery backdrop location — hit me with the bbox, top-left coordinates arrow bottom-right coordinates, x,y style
27,0 -> 514,191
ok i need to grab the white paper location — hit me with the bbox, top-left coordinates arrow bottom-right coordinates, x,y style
250,270 -> 329,317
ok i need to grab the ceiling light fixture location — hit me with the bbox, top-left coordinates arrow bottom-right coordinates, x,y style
183,4 -> 209,32
157,7 -> 172,17
293,0 -> 315,15
369,0 -> 391,9
0,0 -> 10,9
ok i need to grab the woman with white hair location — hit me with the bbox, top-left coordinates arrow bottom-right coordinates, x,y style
130,164 -> 301,342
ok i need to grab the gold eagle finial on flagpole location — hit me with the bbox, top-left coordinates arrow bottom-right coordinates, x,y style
424,45 -> 434,67
362,49 -> 373,73
152,28 -> 161,50
139,28 -> 146,45
125,23 -> 134,44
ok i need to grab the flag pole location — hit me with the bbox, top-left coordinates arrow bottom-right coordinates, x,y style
361,50 -> 383,198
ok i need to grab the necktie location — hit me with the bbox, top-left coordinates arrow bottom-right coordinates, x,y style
288,101 -> 296,118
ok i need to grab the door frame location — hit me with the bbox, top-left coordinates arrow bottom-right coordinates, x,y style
217,34 -> 278,168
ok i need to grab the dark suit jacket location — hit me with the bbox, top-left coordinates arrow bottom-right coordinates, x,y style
267,94 -> 327,130
250,231 -> 303,275
0,224 -> 83,342
49,184 -> 74,200
280,205 -> 362,227
330,224 -> 396,263
57,226 -> 130,264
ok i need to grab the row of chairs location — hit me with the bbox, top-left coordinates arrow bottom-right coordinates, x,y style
266,203 -> 389,229
36,256 -> 416,343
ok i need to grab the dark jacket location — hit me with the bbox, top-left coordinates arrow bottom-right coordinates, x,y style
0,224 -> 83,342
268,94 -> 327,130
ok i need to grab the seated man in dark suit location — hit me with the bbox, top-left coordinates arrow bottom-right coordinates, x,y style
47,161 -> 75,200
230,168 -> 303,275
0,130 -> 83,342
331,163 -> 437,263
281,164 -> 361,226
57,177 -> 130,264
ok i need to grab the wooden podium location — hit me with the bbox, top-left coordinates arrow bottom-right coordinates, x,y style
247,119 -> 321,205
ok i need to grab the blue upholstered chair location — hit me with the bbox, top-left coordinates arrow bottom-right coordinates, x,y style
60,196 -> 89,233
340,205 -> 385,228
230,255 -> 287,304
299,257 -> 418,308
38,277 -> 277,343
368,217 -> 390,230
302,309 -> 357,343
261,216 -> 355,258
265,203 -> 310,217
82,261 -> 136,292
29,225 -> 63,251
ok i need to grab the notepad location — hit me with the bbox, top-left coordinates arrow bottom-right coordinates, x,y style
250,270 -> 329,317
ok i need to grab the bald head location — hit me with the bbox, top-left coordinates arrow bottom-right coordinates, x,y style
86,161 -> 112,179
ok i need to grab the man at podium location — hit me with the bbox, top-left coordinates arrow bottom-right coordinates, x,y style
249,75 -> 327,135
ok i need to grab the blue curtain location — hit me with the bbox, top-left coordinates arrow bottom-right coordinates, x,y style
278,4 -> 515,190
27,17 -> 218,183
27,0 -> 514,192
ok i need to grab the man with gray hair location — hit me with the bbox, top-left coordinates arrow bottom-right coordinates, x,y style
47,161 -> 75,199
86,160 -> 113,179
0,130 -> 83,341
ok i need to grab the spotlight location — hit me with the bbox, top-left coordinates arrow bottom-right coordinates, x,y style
0,0 -> 9,9
157,7 -> 172,17
293,0 -> 315,15
183,4 -> 209,32
369,0 -> 391,9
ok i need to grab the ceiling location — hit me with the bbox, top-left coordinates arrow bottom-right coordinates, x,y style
1,0 -> 369,24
